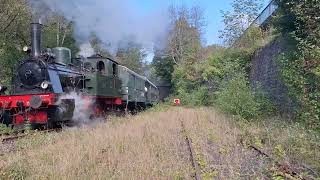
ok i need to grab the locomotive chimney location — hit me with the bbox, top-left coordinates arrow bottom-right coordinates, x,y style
31,21 -> 42,58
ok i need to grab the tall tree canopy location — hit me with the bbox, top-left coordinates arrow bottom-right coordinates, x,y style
116,37 -> 146,75
166,5 -> 205,65
151,5 -> 206,87
42,15 -> 78,54
0,0 -> 31,87
0,0 -> 78,88
219,0 -> 263,46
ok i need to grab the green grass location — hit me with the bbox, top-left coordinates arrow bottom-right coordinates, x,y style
0,124 -> 14,134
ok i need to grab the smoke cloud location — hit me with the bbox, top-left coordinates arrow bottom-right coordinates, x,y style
28,0 -> 169,52
78,42 -> 95,57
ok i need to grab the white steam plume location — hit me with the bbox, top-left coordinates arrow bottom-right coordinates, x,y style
28,0 -> 169,52
78,42 -> 95,57
57,92 -> 102,126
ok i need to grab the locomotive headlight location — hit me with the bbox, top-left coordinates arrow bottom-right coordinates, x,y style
22,46 -> 31,53
125,87 -> 129,93
40,81 -> 50,89
23,46 -> 29,52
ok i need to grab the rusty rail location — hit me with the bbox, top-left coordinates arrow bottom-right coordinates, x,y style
180,120 -> 202,180
2,134 -> 27,143
1,128 -> 62,144
249,145 -> 306,180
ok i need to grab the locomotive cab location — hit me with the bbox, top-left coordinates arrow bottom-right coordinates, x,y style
82,55 -> 123,112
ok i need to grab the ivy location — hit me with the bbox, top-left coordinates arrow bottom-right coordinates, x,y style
275,0 -> 320,129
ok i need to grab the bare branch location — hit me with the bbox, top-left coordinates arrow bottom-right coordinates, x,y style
0,13 -> 19,33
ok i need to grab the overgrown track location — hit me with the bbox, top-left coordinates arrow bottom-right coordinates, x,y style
1,134 -> 27,143
248,145 -> 308,179
1,129 -> 62,144
180,120 -> 202,180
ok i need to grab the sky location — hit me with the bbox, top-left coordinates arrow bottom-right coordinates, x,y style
131,0 -> 271,46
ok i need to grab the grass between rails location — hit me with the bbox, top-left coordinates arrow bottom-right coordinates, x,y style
0,106 -> 319,179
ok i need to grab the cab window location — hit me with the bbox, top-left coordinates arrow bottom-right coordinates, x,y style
112,63 -> 117,76
97,61 -> 105,73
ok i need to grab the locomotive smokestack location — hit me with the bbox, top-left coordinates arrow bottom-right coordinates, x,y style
31,22 -> 42,58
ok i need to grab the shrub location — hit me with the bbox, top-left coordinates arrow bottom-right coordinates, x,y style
174,86 -> 212,107
215,73 -> 273,120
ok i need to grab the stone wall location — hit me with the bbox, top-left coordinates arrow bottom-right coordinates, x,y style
250,37 -> 294,115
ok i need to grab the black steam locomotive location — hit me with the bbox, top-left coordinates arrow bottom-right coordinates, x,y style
0,22 -> 159,128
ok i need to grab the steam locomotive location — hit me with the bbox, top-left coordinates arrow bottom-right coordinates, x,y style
0,22 -> 159,128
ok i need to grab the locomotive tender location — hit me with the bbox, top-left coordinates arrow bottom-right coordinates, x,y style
0,22 -> 159,128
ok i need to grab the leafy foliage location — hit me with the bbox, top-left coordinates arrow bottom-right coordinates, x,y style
215,73 -> 261,120
174,86 -> 212,107
0,0 -> 31,88
166,5 -> 204,65
274,0 -> 320,129
42,15 -> 79,55
153,3 -> 275,116
202,48 -> 274,119
116,37 -> 147,74
151,5 -> 206,101
0,1 -> 79,90
219,0 -> 263,46
151,55 -> 175,84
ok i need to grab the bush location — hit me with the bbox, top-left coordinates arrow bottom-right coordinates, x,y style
215,73 -> 273,120
174,86 -> 213,107
274,0 -> 320,130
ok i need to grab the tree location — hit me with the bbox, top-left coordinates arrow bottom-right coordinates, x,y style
150,5 -> 206,96
116,37 -> 146,74
152,54 -> 175,84
219,0 -> 263,46
166,5 -> 204,65
0,0 -> 31,87
42,15 -> 78,54
0,1 -> 79,88
89,34 -> 112,58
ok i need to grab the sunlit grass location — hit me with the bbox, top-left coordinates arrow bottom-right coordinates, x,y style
0,106 -> 318,179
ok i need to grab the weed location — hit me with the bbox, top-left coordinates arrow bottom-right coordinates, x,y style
0,124 -> 13,134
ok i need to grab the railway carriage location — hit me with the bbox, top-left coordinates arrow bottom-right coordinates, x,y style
118,65 -> 148,110
118,65 -> 159,110
145,79 -> 159,106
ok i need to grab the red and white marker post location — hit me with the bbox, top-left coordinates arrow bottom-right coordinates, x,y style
174,99 -> 181,106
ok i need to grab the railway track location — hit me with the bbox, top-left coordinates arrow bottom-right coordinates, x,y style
1,128 -> 62,144
180,120 -> 202,180
1,134 -> 27,143
248,145 -> 311,179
